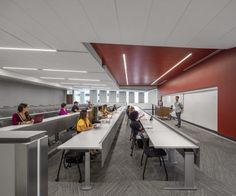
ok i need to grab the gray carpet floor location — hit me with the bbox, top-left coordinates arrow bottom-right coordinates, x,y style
48,116 -> 236,196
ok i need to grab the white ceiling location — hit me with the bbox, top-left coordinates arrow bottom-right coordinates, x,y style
0,0 -> 236,89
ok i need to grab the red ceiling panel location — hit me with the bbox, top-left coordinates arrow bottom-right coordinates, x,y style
92,43 -> 217,86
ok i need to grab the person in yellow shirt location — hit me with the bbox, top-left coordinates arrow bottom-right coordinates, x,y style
76,110 -> 97,156
76,110 -> 94,132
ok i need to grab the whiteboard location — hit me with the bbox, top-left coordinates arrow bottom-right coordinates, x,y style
182,88 -> 218,131
162,94 -> 184,107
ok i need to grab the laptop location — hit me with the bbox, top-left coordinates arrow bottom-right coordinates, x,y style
33,114 -> 44,124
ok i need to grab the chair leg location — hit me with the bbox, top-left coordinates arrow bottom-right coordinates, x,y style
55,150 -> 65,181
142,155 -> 148,180
140,151 -> 144,166
159,157 -> 162,167
76,158 -> 82,183
161,157 -> 168,181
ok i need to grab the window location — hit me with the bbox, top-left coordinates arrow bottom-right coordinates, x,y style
144,92 -> 148,103
134,92 -> 138,103
116,91 -> 119,103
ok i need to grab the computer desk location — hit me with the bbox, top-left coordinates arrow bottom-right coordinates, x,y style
136,106 -> 200,190
57,107 -> 125,190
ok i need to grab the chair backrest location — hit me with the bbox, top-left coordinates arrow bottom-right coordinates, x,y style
140,133 -> 149,150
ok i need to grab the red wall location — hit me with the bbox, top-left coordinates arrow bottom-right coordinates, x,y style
158,48 -> 236,140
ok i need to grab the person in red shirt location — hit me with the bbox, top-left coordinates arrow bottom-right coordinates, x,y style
12,103 -> 33,125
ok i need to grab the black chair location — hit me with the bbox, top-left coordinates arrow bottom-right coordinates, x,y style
55,130 -> 83,182
140,133 -> 168,181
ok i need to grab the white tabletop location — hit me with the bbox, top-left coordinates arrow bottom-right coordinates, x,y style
58,108 -> 124,150
0,112 -> 80,132
136,107 -> 198,149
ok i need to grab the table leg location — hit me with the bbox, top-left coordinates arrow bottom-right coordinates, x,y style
167,149 -> 177,164
184,150 -> 196,189
81,151 -> 92,190
164,149 -> 197,190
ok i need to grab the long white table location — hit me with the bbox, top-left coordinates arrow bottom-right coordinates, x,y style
57,107 -> 124,190
136,107 -> 200,190
0,113 -> 80,137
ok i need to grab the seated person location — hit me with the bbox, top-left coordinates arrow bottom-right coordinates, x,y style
59,103 -> 68,115
76,110 -> 94,132
128,106 -> 135,118
130,111 -> 144,134
71,101 -> 80,112
87,101 -> 93,110
112,104 -> 117,112
12,103 -> 33,125
129,110 -> 145,141
126,105 -> 130,118
102,104 -> 110,115
97,106 -> 107,120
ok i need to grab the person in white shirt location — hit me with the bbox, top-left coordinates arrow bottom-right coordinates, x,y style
97,106 -> 107,120
174,96 -> 183,128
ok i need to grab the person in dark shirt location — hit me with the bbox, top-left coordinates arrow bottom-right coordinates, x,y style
129,110 -> 144,138
71,101 -> 80,112
129,110 -> 145,148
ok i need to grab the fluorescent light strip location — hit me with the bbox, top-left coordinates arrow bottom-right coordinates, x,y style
123,54 -> 129,85
42,69 -> 87,73
82,83 -> 106,86
61,82 -> 80,85
2,66 -> 38,71
0,47 -> 56,52
40,77 -> 65,80
68,78 -> 100,82
151,53 -> 192,85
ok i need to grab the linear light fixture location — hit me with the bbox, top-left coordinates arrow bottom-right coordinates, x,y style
40,77 -> 65,80
61,82 -> 81,85
42,69 -> 87,73
82,83 -> 106,86
68,78 -> 100,82
122,54 -> 129,85
151,53 -> 192,85
0,47 -> 56,52
2,66 -> 38,71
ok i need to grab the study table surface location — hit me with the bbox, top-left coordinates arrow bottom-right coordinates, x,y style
0,113 -> 80,137
57,107 -> 124,190
136,107 -> 199,190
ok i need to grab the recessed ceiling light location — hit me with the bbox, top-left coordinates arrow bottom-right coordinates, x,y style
0,47 -> 56,52
151,53 -> 192,85
42,69 -> 87,73
40,77 -> 65,80
122,54 -> 129,85
68,78 -> 100,82
2,66 -> 38,71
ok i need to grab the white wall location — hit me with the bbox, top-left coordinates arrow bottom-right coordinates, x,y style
0,79 -> 66,107
148,89 -> 158,105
